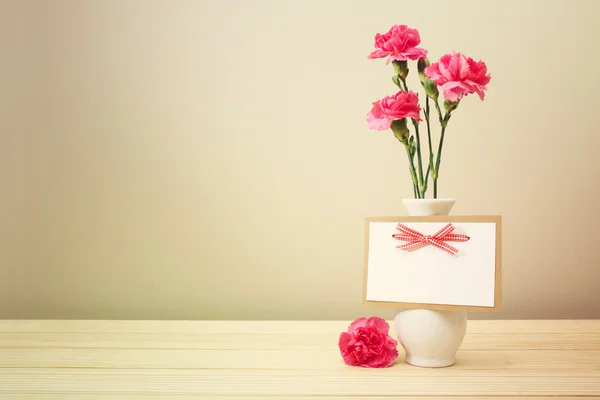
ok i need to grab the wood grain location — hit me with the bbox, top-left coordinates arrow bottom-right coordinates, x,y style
2,319 -> 599,334
2,397 -> 595,400
0,320 -> 599,398
2,332 -> 598,350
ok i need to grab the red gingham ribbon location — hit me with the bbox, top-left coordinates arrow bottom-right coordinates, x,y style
392,223 -> 470,255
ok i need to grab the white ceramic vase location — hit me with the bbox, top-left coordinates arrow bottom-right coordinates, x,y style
394,198 -> 467,368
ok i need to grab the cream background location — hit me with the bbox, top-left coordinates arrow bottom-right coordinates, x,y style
1,0 -> 599,320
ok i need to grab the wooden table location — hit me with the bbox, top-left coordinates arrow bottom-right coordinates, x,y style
0,320 -> 599,399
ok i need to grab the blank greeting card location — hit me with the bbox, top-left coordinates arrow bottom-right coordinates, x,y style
363,215 -> 502,311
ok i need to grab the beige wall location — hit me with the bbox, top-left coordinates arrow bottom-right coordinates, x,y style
1,0 -> 599,320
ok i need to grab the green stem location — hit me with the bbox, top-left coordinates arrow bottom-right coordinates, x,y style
431,97 -> 450,199
425,97 -> 433,162
401,79 -> 409,92
404,146 -> 420,199
424,96 -> 433,198
412,176 -> 418,199
400,76 -> 426,197
412,121 -> 425,197
434,97 -> 444,125
433,121 -> 447,199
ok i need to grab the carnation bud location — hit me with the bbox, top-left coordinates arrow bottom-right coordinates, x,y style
417,57 -> 430,83
391,75 -> 404,91
390,118 -> 409,144
392,60 -> 408,79
423,78 -> 439,100
444,99 -> 460,112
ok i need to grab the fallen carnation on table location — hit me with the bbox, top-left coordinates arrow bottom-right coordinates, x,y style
338,317 -> 399,368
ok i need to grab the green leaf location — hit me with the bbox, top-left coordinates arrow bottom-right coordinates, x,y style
420,180 -> 428,194
429,160 -> 437,179
409,139 -> 417,157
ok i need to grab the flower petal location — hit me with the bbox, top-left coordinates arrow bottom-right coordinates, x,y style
367,24 -> 427,62
428,52 -> 490,102
348,317 -> 369,331
367,49 -> 389,59
366,112 -> 392,130
366,317 -> 390,334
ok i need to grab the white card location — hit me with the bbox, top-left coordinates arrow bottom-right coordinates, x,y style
363,216 -> 502,311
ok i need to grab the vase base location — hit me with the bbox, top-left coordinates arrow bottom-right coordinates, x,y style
405,355 -> 456,368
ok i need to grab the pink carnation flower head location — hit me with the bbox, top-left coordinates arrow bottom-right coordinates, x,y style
424,52 -> 491,102
338,317 -> 399,368
366,90 -> 422,131
368,25 -> 428,64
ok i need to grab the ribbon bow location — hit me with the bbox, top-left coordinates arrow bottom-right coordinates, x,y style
392,223 -> 470,255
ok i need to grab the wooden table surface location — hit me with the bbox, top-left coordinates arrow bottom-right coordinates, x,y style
0,320 -> 599,399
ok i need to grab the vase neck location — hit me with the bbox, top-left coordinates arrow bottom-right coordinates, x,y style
402,199 -> 456,216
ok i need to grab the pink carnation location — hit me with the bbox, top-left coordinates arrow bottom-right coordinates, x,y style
424,52 -> 491,102
366,90 -> 422,130
367,25 -> 428,64
338,317 -> 399,368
